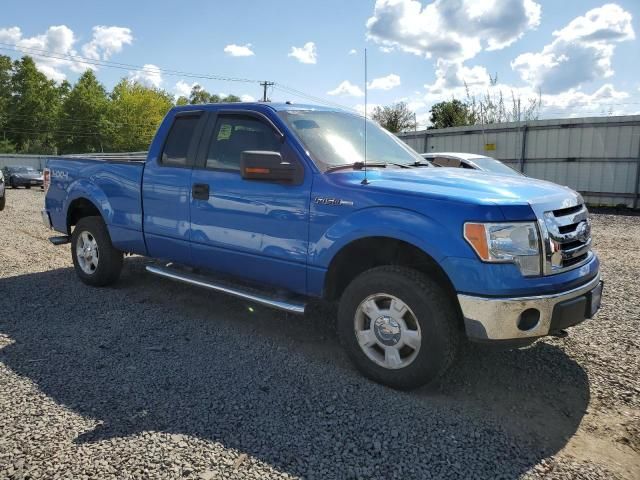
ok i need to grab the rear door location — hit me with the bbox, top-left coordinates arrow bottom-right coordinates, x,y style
189,110 -> 311,294
142,111 -> 207,264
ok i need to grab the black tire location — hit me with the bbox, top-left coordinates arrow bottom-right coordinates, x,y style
337,266 -> 460,390
25,185 -> 31,189
10,179 -> 17,189
0,193 -> 5,211
71,216 -> 123,287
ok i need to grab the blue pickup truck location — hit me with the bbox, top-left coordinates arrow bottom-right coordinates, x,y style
42,102 -> 602,389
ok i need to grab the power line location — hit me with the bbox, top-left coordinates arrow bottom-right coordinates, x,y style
0,43 -> 357,112
0,43 -> 264,84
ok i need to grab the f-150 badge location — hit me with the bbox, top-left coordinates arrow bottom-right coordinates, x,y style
314,197 -> 354,206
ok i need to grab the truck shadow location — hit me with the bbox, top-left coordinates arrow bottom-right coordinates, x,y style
0,259 -> 590,479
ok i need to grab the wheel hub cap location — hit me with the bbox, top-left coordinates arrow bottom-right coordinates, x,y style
354,293 -> 422,370
374,316 -> 401,346
76,231 -> 99,274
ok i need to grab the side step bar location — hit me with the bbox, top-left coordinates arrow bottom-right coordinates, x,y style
49,235 -> 71,245
145,264 -> 306,315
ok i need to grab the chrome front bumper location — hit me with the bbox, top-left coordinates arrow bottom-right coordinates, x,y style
458,274 -> 602,341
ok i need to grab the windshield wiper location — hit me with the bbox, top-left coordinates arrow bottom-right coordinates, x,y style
325,161 -> 388,172
412,160 -> 433,167
326,161 -> 413,172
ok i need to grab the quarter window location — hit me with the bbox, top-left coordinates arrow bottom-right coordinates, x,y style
161,115 -> 200,167
206,115 -> 280,170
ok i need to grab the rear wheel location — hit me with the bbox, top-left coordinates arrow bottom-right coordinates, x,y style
337,266 -> 460,390
71,216 -> 123,286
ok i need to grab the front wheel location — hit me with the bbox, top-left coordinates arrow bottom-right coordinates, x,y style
0,193 -> 5,211
71,216 -> 123,286
337,266 -> 460,390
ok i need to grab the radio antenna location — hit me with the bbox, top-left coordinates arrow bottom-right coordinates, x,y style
362,48 -> 369,185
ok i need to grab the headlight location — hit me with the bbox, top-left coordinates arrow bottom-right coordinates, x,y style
464,222 -> 541,276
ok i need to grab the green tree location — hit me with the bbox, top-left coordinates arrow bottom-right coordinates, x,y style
0,55 -> 13,141
8,56 -> 63,153
188,85 -> 242,104
221,94 -> 241,103
0,139 -> 16,153
371,102 -> 416,133
175,96 -> 189,106
56,70 -> 109,154
105,79 -> 173,151
189,85 -> 213,104
428,99 -> 475,129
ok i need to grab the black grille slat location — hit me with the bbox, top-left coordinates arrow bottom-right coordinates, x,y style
553,204 -> 583,217
558,223 -> 579,234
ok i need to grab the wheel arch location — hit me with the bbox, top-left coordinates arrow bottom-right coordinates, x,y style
323,236 -> 460,318
66,197 -> 104,234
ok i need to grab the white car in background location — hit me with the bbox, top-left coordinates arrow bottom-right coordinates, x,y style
421,152 -> 523,176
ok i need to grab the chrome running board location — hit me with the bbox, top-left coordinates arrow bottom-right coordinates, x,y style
145,264 -> 306,315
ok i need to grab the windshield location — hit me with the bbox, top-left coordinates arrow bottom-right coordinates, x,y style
471,156 -> 521,176
10,167 -> 37,173
278,110 -> 426,170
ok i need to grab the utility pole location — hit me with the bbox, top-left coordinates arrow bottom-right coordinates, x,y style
260,81 -> 275,102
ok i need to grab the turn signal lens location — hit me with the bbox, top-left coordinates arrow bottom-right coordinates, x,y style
464,223 -> 489,260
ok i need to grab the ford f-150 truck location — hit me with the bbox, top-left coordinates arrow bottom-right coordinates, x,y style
42,103 -> 603,389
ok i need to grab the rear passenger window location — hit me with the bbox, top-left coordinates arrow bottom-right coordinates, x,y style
161,115 -> 200,167
206,115 -> 280,170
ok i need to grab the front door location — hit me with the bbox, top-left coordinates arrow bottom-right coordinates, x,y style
189,111 -> 311,294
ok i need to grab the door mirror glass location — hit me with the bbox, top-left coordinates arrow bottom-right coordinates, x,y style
240,151 -> 300,183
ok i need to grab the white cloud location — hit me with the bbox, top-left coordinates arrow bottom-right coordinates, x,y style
425,59 -> 492,95
174,80 -> 197,98
368,73 -> 401,90
241,94 -> 256,102
288,42 -> 317,64
0,24 -> 132,82
130,64 -> 162,88
511,4 -> 634,93
328,80 -> 364,97
81,26 -> 133,60
366,0 -> 541,62
224,43 -> 255,57
348,49 -> 357,55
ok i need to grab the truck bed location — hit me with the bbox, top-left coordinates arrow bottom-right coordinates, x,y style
45,156 -> 146,254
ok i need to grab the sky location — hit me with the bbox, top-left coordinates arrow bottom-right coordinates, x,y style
1,0 -> 639,127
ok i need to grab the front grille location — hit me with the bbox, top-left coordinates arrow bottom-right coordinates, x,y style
542,203 -> 592,274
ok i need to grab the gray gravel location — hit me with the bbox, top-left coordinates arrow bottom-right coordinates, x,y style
0,189 -> 638,479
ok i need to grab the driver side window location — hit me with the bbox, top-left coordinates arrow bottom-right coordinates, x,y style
206,115 -> 281,171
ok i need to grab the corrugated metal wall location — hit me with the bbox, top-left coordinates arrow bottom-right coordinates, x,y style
0,154 -> 48,170
398,115 -> 640,208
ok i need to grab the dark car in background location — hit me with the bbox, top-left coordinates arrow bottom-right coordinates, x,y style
0,169 -> 5,210
2,166 -> 44,189
421,152 -> 523,176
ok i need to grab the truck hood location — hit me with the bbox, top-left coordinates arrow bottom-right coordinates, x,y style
336,167 -> 581,208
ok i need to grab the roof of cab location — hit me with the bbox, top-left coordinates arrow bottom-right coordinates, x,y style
171,102 -> 346,114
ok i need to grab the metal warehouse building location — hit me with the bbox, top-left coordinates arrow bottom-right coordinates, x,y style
398,115 -> 640,208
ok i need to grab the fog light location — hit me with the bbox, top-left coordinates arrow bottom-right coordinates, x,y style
517,309 -> 540,331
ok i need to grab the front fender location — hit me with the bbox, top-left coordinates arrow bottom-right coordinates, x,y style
309,206 -> 466,268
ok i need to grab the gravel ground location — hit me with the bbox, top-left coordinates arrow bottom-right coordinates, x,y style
0,189 -> 638,480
